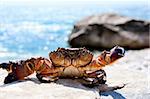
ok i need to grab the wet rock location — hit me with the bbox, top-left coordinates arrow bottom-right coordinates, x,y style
68,13 -> 150,50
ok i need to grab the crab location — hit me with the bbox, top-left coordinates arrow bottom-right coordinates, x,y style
37,46 -> 126,91
0,46 -> 125,92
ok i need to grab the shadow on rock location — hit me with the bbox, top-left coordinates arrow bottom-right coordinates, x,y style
0,78 -> 41,87
100,91 -> 126,99
0,78 -> 125,99
56,79 -> 96,91
0,81 -> 19,87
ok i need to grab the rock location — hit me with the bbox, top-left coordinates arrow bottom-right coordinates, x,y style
1,48 -> 150,99
68,13 -> 150,50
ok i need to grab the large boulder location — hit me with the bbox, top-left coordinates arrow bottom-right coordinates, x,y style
68,13 -> 150,50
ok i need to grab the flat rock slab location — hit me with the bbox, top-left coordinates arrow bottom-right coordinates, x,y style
0,49 -> 149,99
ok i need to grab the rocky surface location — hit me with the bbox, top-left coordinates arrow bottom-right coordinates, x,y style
0,48 -> 149,99
68,13 -> 150,49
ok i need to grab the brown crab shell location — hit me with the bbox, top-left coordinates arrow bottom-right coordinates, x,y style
49,48 -> 93,67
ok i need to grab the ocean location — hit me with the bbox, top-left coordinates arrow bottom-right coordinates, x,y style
0,3 -> 149,61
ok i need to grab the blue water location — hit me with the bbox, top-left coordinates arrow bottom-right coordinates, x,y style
0,3 -> 149,61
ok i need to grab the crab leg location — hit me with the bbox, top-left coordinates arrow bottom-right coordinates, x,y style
79,69 -> 107,87
35,58 -> 64,83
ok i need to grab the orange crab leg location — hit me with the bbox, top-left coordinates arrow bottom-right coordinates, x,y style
35,58 -> 63,75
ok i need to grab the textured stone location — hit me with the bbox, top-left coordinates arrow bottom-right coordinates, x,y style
68,13 -> 150,49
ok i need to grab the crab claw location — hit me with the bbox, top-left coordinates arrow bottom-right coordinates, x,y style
110,46 -> 125,63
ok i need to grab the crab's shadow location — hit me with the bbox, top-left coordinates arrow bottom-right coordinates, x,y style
55,78 -> 126,99
100,91 -> 126,99
56,79 -> 126,99
56,78 -> 96,91
0,78 -> 41,87
0,78 -> 126,99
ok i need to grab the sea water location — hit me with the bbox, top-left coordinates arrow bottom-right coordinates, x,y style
0,3 -> 149,62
